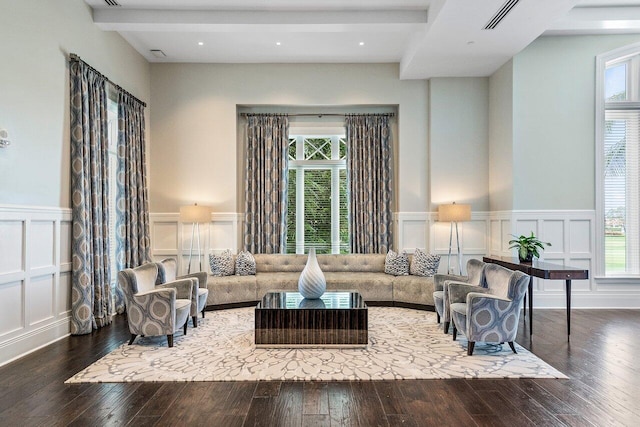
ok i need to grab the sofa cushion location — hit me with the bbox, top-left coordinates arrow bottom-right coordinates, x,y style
210,250 -> 235,276
206,274 -> 257,305
324,272 -> 393,301
392,275 -> 435,306
410,249 -> 441,277
385,250 -> 409,276
235,250 -> 256,276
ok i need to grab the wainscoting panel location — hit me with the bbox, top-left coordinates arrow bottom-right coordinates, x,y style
149,212 -> 240,276
0,205 -> 72,367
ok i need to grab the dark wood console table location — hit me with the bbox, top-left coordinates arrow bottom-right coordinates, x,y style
482,256 -> 589,338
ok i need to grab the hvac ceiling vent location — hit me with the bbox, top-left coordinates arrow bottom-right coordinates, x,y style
104,0 -> 120,6
150,49 -> 167,58
484,0 -> 520,30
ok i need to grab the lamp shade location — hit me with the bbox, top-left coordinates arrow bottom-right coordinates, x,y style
179,204 -> 212,223
438,203 -> 471,222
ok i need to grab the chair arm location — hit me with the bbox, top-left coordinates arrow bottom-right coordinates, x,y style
157,278 -> 194,300
132,288 -> 177,310
448,283 -> 489,305
434,273 -> 467,291
467,292 -> 511,306
179,271 -> 208,289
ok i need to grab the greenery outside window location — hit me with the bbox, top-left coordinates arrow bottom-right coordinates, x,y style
286,135 -> 349,254
598,46 -> 640,276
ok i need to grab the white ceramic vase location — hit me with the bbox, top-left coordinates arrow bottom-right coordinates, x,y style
298,248 -> 326,299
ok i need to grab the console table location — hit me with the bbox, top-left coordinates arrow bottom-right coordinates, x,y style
482,256 -> 589,337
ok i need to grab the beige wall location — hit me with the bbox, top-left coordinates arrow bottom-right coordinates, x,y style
0,0 -> 151,208
149,63 -> 429,213
488,60 -> 514,212
429,77 -> 490,212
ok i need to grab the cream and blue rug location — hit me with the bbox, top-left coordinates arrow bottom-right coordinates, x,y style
66,307 -> 566,383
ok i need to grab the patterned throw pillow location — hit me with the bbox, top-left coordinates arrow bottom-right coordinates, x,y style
209,249 -> 235,276
410,248 -> 441,277
384,249 -> 410,276
235,250 -> 256,276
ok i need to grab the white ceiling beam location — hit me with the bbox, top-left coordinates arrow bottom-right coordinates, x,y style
94,9 -> 428,31
546,6 -> 640,35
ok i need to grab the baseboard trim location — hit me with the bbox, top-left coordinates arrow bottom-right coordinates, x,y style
0,317 -> 70,367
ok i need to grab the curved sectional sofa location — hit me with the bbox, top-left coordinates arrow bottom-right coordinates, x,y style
205,253 -> 435,310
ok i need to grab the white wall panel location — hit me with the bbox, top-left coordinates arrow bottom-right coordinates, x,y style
29,274 -> 54,325
542,220 -> 564,254
153,221 -> 178,251
0,281 -> 23,336
0,221 -> 23,274
0,206 -> 71,367
570,220 -> 591,254
30,221 -> 54,269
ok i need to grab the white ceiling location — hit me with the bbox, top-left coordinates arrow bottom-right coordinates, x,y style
85,0 -> 640,79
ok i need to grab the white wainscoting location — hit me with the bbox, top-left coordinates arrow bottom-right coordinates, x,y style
149,212 -> 241,276
0,205 -> 72,367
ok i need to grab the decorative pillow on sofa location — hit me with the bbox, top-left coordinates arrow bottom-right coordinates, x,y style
384,249 -> 410,276
410,248 -> 441,277
235,250 -> 256,276
209,249 -> 235,276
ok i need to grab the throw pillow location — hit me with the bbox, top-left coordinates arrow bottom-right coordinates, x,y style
410,248 -> 441,277
235,250 -> 256,276
209,249 -> 235,276
384,249 -> 410,276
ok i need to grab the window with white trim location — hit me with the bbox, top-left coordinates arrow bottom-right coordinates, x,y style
285,135 -> 349,254
599,46 -> 640,276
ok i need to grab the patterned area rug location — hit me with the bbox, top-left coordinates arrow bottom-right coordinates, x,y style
66,307 -> 567,383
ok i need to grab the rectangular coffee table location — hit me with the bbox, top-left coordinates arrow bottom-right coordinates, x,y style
255,291 -> 368,347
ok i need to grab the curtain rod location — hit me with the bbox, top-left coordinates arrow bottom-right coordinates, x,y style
240,112 -> 395,118
69,53 -> 147,108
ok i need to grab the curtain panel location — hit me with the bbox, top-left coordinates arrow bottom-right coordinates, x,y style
244,114 -> 290,253
345,114 -> 393,254
69,58 -> 112,334
114,90 -> 151,313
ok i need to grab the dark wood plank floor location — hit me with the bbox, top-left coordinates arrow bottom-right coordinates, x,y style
1,308 -> 639,426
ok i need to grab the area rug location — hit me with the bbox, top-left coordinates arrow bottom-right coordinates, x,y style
66,307 -> 567,383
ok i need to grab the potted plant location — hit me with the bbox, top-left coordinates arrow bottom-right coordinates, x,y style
508,232 -> 551,262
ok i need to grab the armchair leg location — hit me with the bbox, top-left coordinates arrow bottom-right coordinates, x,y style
183,320 -> 188,336
508,342 -> 517,354
452,327 -> 457,341
128,334 -> 137,345
467,342 -> 475,356
192,316 -> 198,328
443,321 -> 450,334
436,313 -> 440,323
167,334 -> 174,348
202,308 -> 206,318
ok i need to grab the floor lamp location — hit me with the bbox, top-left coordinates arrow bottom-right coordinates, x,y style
438,202 -> 472,275
180,204 -> 212,274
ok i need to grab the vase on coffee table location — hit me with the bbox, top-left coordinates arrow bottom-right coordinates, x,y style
298,247 -> 326,299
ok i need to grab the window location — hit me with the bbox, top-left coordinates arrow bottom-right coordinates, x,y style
286,135 -> 349,254
598,46 -> 640,276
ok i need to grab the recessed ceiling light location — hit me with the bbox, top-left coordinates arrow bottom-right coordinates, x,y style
198,42 -> 204,46
276,42 -> 281,46
467,41 -> 475,45
359,42 -> 365,46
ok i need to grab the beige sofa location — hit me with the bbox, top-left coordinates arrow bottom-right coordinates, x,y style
205,253 -> 435,309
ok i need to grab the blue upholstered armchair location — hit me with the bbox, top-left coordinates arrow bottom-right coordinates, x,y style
433,259 -> 487,334
156,258 -> 209,327
118,263 -> 194,347
448,263 -> 529,355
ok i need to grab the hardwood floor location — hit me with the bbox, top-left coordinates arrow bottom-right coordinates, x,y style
1,309 -> 639,426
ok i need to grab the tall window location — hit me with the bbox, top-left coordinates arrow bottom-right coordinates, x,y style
599,46 -> 640,276
286,135 -> 349,254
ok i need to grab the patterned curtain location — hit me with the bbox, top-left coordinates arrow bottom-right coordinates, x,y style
69,58 -> 112,334
244,114 -> 290,253
345,114 -> 393,254
115,90 -> 151,313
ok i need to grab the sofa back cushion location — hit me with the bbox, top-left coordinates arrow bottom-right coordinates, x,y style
253,254 -> 386,273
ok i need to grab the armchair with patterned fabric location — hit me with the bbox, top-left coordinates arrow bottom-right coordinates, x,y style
118,263 -> 194,348
156,258 -> 209,327
433,258 -> 487,334
448,263 -> 529,355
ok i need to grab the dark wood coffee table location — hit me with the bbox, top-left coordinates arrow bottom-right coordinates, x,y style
255,291 -> 368,347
